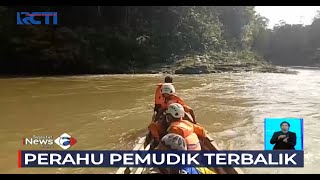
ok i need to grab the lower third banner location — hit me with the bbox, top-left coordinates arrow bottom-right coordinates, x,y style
18,150 -> 304,168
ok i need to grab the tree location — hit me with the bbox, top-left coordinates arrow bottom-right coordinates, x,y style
3,6 -> 304,75
313,10 -> 320,21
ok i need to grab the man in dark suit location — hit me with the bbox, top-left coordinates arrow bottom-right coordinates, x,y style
270,121 -> 296,150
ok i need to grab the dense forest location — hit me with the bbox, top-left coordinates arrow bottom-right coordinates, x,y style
254,10 -> 320,66
0,6 -> 319,75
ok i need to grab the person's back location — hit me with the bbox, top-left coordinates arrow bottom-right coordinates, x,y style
161,84 -> 196,122
149,133 -> 216,174
154,83 -> 164,112
163,94 -> 191,111
168,119 -> 206,151
165,103 -> 206,151
154,76 -> 173,114
149,76 -> 174,148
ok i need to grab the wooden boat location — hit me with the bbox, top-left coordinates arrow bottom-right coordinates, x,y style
115,133 -> 245,174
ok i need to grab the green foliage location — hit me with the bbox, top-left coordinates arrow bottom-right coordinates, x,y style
254,12 -> 320,66
1,6 -> 299,75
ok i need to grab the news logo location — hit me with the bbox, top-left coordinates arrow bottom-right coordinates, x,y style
22,135 -> 54,148
16,12 -> 58,25
54,133 -> 77,150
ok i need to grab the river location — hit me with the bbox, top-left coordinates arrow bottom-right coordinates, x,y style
0,67 -> 319,174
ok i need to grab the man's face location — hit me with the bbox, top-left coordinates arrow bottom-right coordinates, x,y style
281,123 -> 289,131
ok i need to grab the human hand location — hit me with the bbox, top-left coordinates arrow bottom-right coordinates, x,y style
278,135 -> 286,140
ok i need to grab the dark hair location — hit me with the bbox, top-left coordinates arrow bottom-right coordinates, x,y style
280,121 -> 290,127
164,76 -> 173,83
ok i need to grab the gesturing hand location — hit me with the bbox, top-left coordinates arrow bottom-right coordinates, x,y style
278,135 -> 286,140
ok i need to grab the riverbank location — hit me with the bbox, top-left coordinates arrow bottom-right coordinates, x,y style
0,62 -> 298,79
0,53 -> 301,78
141,54 -> 299,75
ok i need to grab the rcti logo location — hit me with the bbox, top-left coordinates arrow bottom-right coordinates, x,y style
54,133 -> 77,150
16,12 -> 58,25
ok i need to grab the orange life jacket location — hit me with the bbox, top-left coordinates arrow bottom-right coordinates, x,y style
148,121 -> 167,142
164,94 -> 192,113
168,120 -> 202,151
155,83 -> 164,107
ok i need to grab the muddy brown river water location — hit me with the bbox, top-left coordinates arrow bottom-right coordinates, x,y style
0,67 -> 319,174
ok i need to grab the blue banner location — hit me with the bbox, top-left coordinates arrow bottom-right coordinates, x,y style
19,150 -> 304,168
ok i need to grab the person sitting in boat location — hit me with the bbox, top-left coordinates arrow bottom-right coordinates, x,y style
154,76 -> 173,116
148,83 -> 196,149
147,119 -> 168,149
159,83 -> 196,122
149,133 -> 216,174
165,103 -> 206,151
